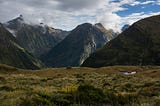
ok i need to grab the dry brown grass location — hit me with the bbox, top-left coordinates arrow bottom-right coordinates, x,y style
0,64 -> 160,106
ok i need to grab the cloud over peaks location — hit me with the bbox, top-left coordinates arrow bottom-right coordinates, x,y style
0,0 -> 160,32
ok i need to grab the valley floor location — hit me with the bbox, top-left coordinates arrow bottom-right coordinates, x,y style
0,64 -> 160,106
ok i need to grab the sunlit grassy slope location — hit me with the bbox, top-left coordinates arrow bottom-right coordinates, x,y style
0,64 -> 160,106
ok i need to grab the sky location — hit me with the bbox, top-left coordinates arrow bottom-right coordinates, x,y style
0,0 -> 160,32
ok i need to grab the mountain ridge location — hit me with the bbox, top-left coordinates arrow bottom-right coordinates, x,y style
0,23 -> 43,69
82,15 -> 160,67
4,15 -> 69,57
41,23 -> 117,67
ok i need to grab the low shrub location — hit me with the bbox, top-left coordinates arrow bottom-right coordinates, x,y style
21,85 -> 140,106
75,84 -> 106,105
0,85 -> 14,91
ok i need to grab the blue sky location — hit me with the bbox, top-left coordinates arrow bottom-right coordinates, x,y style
117,1 -> 160,17
0,0 -> 160,32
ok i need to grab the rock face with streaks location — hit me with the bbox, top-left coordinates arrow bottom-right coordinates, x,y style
42,23 -> 117,67
4,15 -> 69,57
0,23 -> 43,69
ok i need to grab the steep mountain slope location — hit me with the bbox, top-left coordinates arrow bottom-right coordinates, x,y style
42,23 -> 117,67
82,15 -> 160,67
4,15 -> 69,57
0,23 -> 43,69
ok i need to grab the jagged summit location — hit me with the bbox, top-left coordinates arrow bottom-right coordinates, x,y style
8,14 -> 24,23
19,14 -> 23,18
3,16 -> 69,57
95,23 -> 103,27
4,15 -> 25,31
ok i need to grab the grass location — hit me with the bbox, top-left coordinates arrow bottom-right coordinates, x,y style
0,64 -> 160,106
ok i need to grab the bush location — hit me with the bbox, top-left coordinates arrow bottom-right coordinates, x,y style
21,85 -> 140,106
0,85 -> 14,91
75,84 -> 106,105
0,76 -> 5,81
52,93 -> 73,106
105,92 -> 139,106
21,93 -> 54,106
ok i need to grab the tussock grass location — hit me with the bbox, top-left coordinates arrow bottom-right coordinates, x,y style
0,64 -> 160,106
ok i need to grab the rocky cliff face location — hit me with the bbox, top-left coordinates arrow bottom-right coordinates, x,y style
4,15 -> 69,57
42,23 -> 117,67
0,23 -> 43,69
82,15 -> 160,67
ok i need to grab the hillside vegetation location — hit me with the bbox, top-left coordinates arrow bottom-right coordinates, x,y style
82,15 -> 160,67
0,24 -> 43,69
0,64 -> 160,106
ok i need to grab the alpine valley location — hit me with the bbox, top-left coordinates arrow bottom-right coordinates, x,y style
1,0 -> 160,105
0,13 -> 160,106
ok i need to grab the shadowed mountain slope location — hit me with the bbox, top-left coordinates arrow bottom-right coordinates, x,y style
42,23 -> 117,67
82,15 -> 160,67
0,23 -> 43,69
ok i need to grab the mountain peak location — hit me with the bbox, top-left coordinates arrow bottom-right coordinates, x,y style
41,22 -> 117,67
12,15 -> 24,23
94,23 -> 107,31
71,23 -> 94,34
4,15 -> 25,31
7,15 -> 24,25
77,23 -> 93,28
19,14 -> 23,18
95,23 -> 103,27
81,23 -> 92,26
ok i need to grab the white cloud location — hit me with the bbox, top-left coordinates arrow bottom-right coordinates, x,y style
157,0 -> 160,5
140,1 -> 155,5
55,0 -> 106,11
98,13 -> 121,32
130,0 -> 155,6
0,0 -> 160,32
121,11 -> 160,26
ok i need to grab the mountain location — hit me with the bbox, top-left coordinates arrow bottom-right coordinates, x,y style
82,15 -> 160,67
41,23 -> 117,67
0,23 -> 43,69
121,24 -> 130,32
4,15 -> 69,57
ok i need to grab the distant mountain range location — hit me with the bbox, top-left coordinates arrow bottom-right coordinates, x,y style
0,15 -> 117,69
82,15 -> 160,67
0,23 -> 43,69
1,15 -> 159,69
4,15 -> 69,57
41,23 -> 117,67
